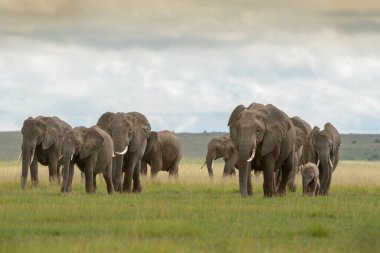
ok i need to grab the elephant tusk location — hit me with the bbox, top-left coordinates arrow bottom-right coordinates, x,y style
316,159 -> 320,167
17,151 -> 22,165
30,148 -> 35,165
329,158 -> 333,168
59,154 -> 63,160
70,152 -> 74,161
247,149 -> 256,162
115,145 -> 128,155
112,153 -> 116,158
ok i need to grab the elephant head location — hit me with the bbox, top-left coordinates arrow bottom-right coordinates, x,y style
202,134 -> 237,178
228,103 -> 294,197
20,116 -> 49,189
61,126 -> 106,192
307,123 -> 340,195
301,162 -> 319,196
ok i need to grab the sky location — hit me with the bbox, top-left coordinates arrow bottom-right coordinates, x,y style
0,0 -> 380,133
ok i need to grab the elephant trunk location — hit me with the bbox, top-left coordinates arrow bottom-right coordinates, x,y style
113,138 -> 126,192
205,151 -> 215,179
21,142 -> 35,190
318,151 -> 331,195
61,147 -> 73,192
237,139 -> 256,197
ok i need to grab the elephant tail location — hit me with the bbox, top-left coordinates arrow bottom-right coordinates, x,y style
200,161 -> 206,170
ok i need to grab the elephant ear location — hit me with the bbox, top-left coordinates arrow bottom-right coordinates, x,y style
324,122 -> 341,156
223,140 -> 236,160
96,112 -> 114,133
228,104 -> 246,145
261,105 -> 291,156
79,127 -> 104,159
145,131 -> 158,155
42,120 -> 59,150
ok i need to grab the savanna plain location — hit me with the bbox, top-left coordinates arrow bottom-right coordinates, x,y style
0,159 -> 379,253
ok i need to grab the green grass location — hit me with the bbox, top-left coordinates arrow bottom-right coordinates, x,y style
0,160 -> 379,253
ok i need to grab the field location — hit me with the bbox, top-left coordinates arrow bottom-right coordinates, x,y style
0,160 -> 379,253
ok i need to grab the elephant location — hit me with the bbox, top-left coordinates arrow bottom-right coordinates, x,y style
301,162 -> 319,196
141,130 -> 182,178
97,111 -> 151,193
285,116 -> 312,191
228,102 -> 296,197
305,123 -> 341,195
20,116 -> 71,190
60,126 -> 114,194
200,134 -> 238,178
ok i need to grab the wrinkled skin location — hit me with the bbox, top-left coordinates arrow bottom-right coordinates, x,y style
141,130 -> 182,178
228,103 -> 296,198
20,116 -> 71,190
306,123 -> 341,195
61,126 -> 114,194
201,134 -> 238,178
97,112 -> 150,193
301,162 -> 319,196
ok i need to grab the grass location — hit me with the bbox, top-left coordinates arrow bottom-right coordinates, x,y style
0,160 -> 379,253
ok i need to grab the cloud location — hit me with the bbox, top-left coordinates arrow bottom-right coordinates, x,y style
0,1 -> 380,133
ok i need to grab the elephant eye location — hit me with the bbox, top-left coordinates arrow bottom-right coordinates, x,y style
256,128 -> 260,133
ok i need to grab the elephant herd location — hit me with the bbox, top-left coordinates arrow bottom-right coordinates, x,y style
20,102 -> 340,198
202,102 -> 341,197
20,112 -> 182,194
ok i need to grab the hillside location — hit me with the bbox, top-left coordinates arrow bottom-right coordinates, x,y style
0,131 -> 379,161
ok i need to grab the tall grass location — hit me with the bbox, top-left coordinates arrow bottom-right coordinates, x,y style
0,160 -> 379,253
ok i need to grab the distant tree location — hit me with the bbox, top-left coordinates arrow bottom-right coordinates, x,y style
374,139 -> 380,143
351,140 -> 357,144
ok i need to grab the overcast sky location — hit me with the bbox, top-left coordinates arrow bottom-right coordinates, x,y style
1,0 -> 380,133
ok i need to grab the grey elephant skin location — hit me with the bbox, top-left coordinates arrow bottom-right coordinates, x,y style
228,103 -> 296,197
301,162 -> 319,196
201,134 -> 238,178
97,111 -> 151,193
61,126 -> 114,194
21,116 -> 71,190
286,116 -> 312,191
141,130 -> 182,178
305,123 -> 341,195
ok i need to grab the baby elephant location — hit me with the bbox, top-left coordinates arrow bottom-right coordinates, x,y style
301,163 -> 320,196
141,130 -> 182,178
61,126 -> 114,194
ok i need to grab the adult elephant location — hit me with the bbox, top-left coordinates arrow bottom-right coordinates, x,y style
61,126 -> 114,194
141,130 -> 182,178
21,116 -> 71,190
305,123 -> 341,195
285,116 -> 312,191
228,103 -> 296,197
97,111 -> 151,193
200,134 -> 238,178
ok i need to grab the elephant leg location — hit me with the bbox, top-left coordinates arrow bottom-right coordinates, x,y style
122,153 -> 140,193
140,161 -> 148,177
84,165 -> 95,194
132,160 -> 142,193
277,154 -> 294,196
104,162 -> 114,194
48,155 -> 58,184
287,161 -> 297,192
168,156 -> 180,179
30,156 -> 39,188
223,157 -> 235,177
262,158 -> 275,197
64,163 -> 75,193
